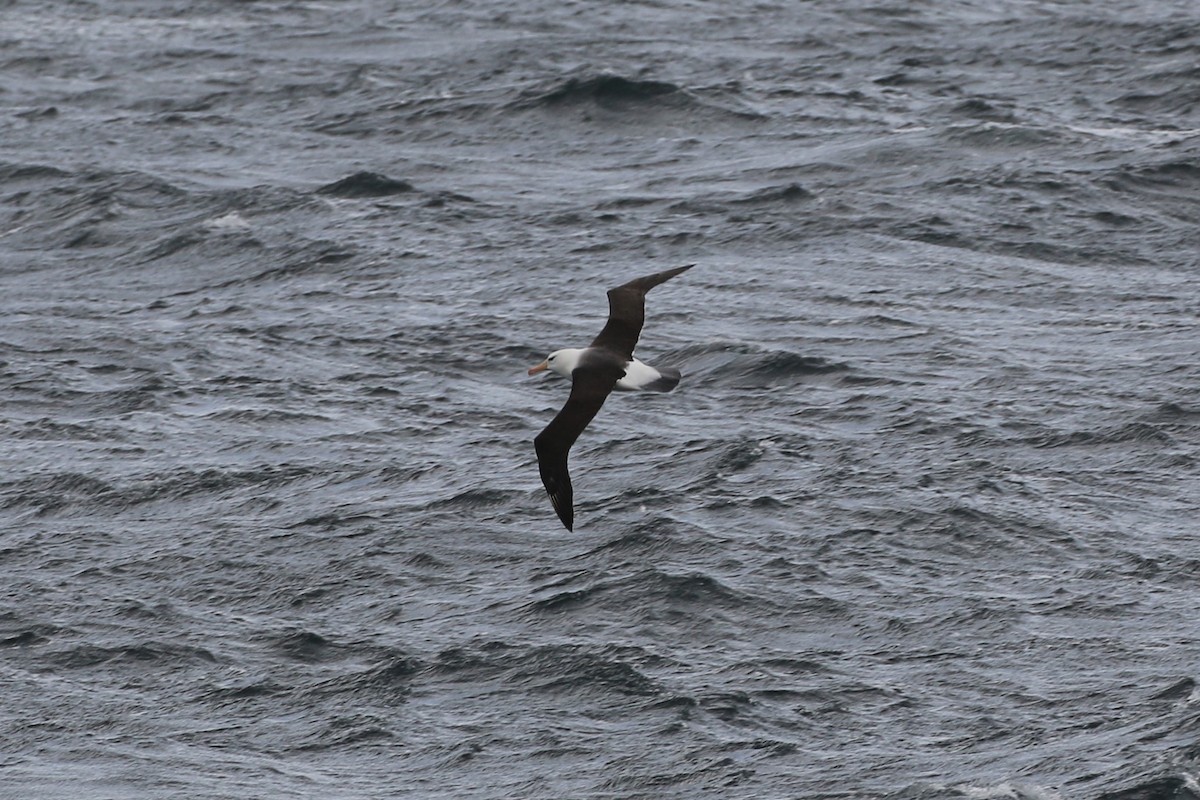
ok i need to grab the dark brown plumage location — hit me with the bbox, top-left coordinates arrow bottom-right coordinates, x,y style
531,264 -> 694,530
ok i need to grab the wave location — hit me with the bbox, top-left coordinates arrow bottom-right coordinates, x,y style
731,183 -> 814,204
429,641 -> 660,699
522,74 -> 682,107
2,465 -> 314,514
46,640 -> 218,670
527,567 -> 754,617
1025,421 -> 1175,449
1104,159 -> 1200,194
941,121 -> 1074,149
0,166 -> 187,254
675,341 -> 849,388
0,161 -> 70,183
1096,774 -> 1200,800
512,72 -> 764,120
316,171 -> 416,198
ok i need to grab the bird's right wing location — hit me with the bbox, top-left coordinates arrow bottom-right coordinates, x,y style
533,364 -> 623,531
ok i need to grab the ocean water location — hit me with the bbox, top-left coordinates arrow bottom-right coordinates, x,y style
1,1 -> 1198,798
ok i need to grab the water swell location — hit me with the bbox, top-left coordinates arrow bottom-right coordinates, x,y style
677,341 -> 849,389
513,72 -> 765,121
432,641 -> 660,697
2,464 -> 315,514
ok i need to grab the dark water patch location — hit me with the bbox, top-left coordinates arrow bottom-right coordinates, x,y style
422,189 -> 477,207
948,97 -> 1018,122
566,522 -> 700,561
290,717 -> 397,752
1113,63 -> 1200,115
1091,210 -> 1142,227
1143,402 -> 1200,424
519,74 -> 683,108
164,237 -> 358,290
711,438 -> 769,474
697,689 -> 754,721
1104,160 -> 1200,195
2,472 -> 116,514
857,313 -> 925,328
0,161 -> 70,184
756,656 -> 834,676
126,464 -> 316,505
69,169 -> 187,209
0,619 -> 61,648
842,501 -> 1080,562
528,587 -> 593,613
3,464 -> 314,514
529,568 -> 754,618
316,171 -> 416,198
128,91 -> 231,115
46,640 -> 218,670
893,216 -> 975,249
115,598 -> 179,622
203,407 -> 335,424
305,655 -> 420,703
204,184 -> 325,217
534,650 -> 659,696
1,629 -> 49,647
1093,554 -> 1200,588
943,122 -> 1073,149
748,494 -> 787,509
991,238 -> 1128,267
203,681 -> 286,703
574,526 -> 672,560
595,195 -> 665,210
0,168 -> 190,253
1096,775 -> 1200,800
872,71 -> 920,87
678,341 -> 848,389
424,488 -> 520,511
1151,678 -> 1195,702
136,226 -> 263,265
513,72 -> 762,122
291,510 -> 380,530
1027,421 -> 1175,449
732,183 -> 814,204
403,554 -> 451,573
269,628 -> 343,663
433,641 -> 659,697
719,737 -> 798,759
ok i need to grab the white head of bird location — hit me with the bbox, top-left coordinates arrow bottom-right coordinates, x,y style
527,348 -> 584,380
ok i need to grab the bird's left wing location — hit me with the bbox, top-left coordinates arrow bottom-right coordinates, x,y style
533,363 -> 624,531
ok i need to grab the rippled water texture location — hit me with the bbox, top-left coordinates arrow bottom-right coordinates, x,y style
2,1 -> 1199,798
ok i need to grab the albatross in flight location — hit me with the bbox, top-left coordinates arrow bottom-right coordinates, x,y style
527,264 -> 694,530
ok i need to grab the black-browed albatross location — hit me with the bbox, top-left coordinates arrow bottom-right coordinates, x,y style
527,264 -> 694,531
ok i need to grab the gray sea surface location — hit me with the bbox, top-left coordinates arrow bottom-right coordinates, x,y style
2,1 -> 1199,798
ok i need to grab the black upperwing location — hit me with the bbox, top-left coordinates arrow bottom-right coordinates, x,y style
589,264 -> 694,361
533,361 -> 624,531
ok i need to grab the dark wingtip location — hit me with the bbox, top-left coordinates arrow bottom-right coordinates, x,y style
538,464 -> 576,531
551,495 -> 574,531
557,491 -> 574,530
554,506 -> 573,532
658,263 -> 695,282
624,263 -> 695,294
